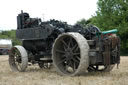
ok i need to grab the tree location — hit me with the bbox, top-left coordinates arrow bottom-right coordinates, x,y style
90,0 -> 128,52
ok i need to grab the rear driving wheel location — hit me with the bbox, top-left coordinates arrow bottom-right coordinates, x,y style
52,32 -> 89,76
9,45 -> 28,72
88,65 -> 115,72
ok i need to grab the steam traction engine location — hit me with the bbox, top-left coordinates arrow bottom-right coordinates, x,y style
9,11 -> 120,76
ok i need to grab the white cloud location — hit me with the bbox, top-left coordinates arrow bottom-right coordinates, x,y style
0,0 -> 98,30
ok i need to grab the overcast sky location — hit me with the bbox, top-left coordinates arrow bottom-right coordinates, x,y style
0,0 -> 98,30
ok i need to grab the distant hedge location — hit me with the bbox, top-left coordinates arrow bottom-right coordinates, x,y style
0,30 -> 21,46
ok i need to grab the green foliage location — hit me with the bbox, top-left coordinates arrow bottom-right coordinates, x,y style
93,0 -> 128,30
77,0 -> 128,55
0,30 -> 21,46
96,0 -> 128,52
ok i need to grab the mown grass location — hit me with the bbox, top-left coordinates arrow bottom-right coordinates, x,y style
0,55 -> 128,85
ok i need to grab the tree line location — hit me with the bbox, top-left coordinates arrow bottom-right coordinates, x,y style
0,30 -> 21,46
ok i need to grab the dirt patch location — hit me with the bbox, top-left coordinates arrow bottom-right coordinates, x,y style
0,55 -> 128,85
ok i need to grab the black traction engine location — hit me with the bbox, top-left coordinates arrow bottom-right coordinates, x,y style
8,11 -> 120,76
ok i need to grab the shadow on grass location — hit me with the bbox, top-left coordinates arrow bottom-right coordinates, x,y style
26,66 -> 57,74
80,71 -> 128,78
24,66 -> 128,77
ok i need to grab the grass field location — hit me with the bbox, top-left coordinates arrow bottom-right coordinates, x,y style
0,55 -> 128,85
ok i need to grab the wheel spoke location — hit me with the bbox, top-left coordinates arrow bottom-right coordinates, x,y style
17,57 -> 21,60
66,60 -> 70,66
72,44 -> 77,50
73,62 -> 75,71
76,56 -> 80,61
68,39 -> 71,48
61,39 -> 68,47
57,58 -> 66,65
72,58 -> 79,63
15,61 -> 20,70
90,66 -> 97,71
70,61 -> 76,72
10,58 -> 15,65
69,38 -> 74,47
88,66 -> 94,71
65,65 -> 69,72
74,46 -> 79,52
68,37 -> 74,48
69,60 -> 73,67
10,53 -> 15,57
17,63 -> 22,70
88,65 -> 100,71
56,49 -> 66,54
63,45 -> 67,51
